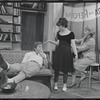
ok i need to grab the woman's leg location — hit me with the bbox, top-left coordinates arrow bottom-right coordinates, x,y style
80,72 -> 86,81
63,72 -> 68,83
54,69 -> 59,90
76,71 -> 87,87
62,72 -> 68,91
68,70 -> 78,88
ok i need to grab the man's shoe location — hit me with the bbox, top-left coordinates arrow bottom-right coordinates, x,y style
0,70 -> 17,93
1,81 -> 17,93
0,54 -> 8,70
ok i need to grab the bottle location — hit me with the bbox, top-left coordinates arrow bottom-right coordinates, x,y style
25,84 -> 29,92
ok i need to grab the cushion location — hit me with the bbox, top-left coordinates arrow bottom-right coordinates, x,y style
38,69 -> 53,76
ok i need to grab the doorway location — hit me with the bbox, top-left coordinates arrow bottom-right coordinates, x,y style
21,11 -> 44,50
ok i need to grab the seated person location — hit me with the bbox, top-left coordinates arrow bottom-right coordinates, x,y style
0,42 -> 49,87
69,26 -> 96,88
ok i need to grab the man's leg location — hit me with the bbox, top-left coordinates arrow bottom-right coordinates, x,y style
8,71 -> 26,83
8,62 -> 40,84
0,54 -> 21,73
7,63 -> 22,74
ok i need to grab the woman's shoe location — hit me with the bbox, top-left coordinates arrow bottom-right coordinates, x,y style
76,75 -> 87,88
68,83 -> 76,88
62,86 -> 67,92
54,86 -> 58,90
76,81 -> 81,88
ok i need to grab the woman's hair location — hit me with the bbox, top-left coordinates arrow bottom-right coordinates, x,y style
56,18 -> 68,28
85,25 -> 95,37
33,42 -> 42,49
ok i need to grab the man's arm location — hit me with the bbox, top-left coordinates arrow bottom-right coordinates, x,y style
22,52 -> 30,63
39,51 -> 49,69
43,56 -> 49,69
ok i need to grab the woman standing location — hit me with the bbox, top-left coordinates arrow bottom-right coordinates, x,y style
46,18 -> 78,91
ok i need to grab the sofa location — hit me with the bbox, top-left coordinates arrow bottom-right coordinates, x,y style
0,50 -> 53,90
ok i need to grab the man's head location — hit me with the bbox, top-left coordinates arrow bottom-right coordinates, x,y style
33,42 -> 43,54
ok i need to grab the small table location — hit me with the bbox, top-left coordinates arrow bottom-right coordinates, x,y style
0,80 -> 51,98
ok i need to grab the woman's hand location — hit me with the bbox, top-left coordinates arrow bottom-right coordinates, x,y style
74,54 -> 78,61
44,40 -> 59,46
43,40 -> 51,44
76,46 -> 80,53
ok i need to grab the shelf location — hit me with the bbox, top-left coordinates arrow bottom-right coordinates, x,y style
0,41 -> 11,42
14,7 -> 47,12
12,32 -> 21,34
13,15 -> 20,17
0,2 -> 21,50
0,23 -> 21,26
0,5 -> 13,7
0,14 -> 13,16
12,41 -> 21,43
0,14 -> 19,17
0,32 -> 12,34
0,32 -> 21,34
0,23 -> 13,25
13,24 -> 21,26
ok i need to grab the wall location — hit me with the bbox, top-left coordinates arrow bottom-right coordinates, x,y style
43,3 -> 63,60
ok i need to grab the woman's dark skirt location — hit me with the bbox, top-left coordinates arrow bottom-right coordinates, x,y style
53,41 -> 74,73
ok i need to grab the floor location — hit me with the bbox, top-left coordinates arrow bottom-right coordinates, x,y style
50,72 -> 100,99
0,72 -> 100,99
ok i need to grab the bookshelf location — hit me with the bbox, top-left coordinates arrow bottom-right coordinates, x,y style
0,2 -> 21,50
0,2 -> 47,50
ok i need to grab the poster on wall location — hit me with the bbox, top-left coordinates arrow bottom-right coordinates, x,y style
63,4 -> 100,22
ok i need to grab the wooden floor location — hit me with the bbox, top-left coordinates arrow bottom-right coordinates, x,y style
50,73 -> 100,99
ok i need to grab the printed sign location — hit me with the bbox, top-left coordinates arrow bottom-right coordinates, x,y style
63,3 -> 100,22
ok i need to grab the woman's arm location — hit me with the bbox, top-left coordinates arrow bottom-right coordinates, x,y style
77,38 -> 95,53
44,40 -> 59,46
71,39 -> 78,61
75,38 -> 83,44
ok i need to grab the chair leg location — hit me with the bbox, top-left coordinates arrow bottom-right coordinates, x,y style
88,66 -> 92,91
98,66 -> 100,80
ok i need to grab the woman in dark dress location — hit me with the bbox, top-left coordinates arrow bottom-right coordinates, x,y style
45,18 -> 78,92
